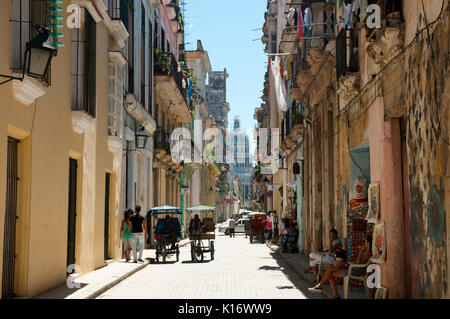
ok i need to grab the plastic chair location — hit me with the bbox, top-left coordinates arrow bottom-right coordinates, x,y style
343,260 -> 372,299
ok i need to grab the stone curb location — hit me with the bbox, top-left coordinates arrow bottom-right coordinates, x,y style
67,239 -> 192,299
265,242 -> 332,299
66,262 -> 149,299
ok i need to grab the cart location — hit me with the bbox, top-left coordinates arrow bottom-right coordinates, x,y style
150,206 -> 182,263
249,212 -> 267,243
186,205 -> 216,262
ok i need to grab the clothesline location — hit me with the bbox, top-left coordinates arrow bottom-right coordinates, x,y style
284,22 -> 329,28
280,35 -> 336,42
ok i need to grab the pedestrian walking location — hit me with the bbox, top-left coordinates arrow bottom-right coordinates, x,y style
266,212 -> 273,242
130,205 -> 148,263
120,209 -> 133,262
228,218 -> 236,238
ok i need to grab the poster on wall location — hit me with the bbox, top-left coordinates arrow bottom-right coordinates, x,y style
372,221 -> 386,263
366,183 -> 380,224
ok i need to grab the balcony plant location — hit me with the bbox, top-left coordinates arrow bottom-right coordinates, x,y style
154,49 -> 170,74
293,111 -> 304,125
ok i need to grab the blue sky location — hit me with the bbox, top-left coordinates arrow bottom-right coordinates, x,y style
184,0 -> 267,158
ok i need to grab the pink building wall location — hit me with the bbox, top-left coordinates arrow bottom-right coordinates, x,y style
157,5 -> 179,59
369,97 -> 407,298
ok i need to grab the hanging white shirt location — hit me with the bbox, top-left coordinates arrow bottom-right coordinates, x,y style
270,57 -> 288,112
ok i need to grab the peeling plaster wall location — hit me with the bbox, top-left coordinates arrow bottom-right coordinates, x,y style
405,6 -> 450,298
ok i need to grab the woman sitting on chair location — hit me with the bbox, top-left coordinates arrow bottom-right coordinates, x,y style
305,229 -> 343,279
308,235 -> 373,299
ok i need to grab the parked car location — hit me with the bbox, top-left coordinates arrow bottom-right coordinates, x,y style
219,218 -> 248,235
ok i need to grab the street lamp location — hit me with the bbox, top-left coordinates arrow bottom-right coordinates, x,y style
0,27 -> 57,85
135,125 -> 151,149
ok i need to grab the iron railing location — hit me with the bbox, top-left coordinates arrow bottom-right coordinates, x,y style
282,101 -> 304,141
2,137 -> 19,298
71,11 -> 96,117
154,129 -> 171,153
154,51 -> 187,103
336,27 -> 359,82
11,0 -> 51,84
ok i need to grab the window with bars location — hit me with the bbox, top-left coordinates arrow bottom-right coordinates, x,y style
11,0 -> 51,84
121,0 -> 134,93
148,20 -> 153,116
154,12 -> 159,52
161,28 -> 165,51
71,9 -> 96,117
141,4 -> 146,106
106,0 -> 120,20
108,62 -> 124,137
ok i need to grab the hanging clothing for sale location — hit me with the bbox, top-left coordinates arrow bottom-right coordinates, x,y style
304,7 -> 313,31
188,78 -> 192,98
287,8 -> 295,26
293,9 -> 298,27
270,57 -> 288,112
297,8 -> 304,41
358,0 -> 368,20
287,55 -> 291,79
344,2 -> 354,28
335,0 -> 341,25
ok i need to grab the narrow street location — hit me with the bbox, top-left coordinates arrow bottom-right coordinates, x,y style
97,232 -> 321,299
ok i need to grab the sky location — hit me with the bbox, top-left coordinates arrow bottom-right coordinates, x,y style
184,0 -> 268,160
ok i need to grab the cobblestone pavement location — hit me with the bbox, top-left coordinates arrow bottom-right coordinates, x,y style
97,232 -> 322,299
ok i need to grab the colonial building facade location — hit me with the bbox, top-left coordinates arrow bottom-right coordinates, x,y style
0,0 -> 229,298
256,0 -> 450,298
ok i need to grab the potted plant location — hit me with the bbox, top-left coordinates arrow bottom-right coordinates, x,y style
293,112 -> 304,125
154,49 -> 170,74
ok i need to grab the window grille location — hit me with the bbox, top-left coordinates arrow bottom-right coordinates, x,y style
71,9 -> 96,117
106,0 -> 120,20
11,0 -> 51,84
108,62 -> 124,137
148,20 -> 153,116
141,5 -> 146,106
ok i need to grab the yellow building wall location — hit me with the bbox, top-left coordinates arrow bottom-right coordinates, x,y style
0,3 -> 122,298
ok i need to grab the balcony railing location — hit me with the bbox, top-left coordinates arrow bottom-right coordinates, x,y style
154,51 -> 187,103
154,129 -> 171,154
282,101 -> 304,142
336,27 -> 359,82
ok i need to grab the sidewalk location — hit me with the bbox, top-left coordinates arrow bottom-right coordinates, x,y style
266,242 -> 369,299
34,238 -> 191,299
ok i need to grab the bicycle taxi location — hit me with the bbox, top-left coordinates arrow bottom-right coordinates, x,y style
249,212 -> 267,243
186,205 -> 216,262
150,205 -> 182,263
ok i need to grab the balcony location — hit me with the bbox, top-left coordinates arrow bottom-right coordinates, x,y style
281,102 -> 304,154
154,129 -> 171,154
154,51 -> 192,123
336,27 -> 360,82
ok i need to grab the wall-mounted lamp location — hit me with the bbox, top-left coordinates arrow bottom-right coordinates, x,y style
122,124 -> 151,157
135,125 -> 151,149
0,27 -> 57,86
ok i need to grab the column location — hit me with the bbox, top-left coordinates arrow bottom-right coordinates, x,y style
369,97 -> 406,298
127,140 -> 137,210
282,156 -> 288,217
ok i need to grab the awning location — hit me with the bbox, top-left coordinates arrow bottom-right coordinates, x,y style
150,205 -> 182,215
186,205 -> 216,211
